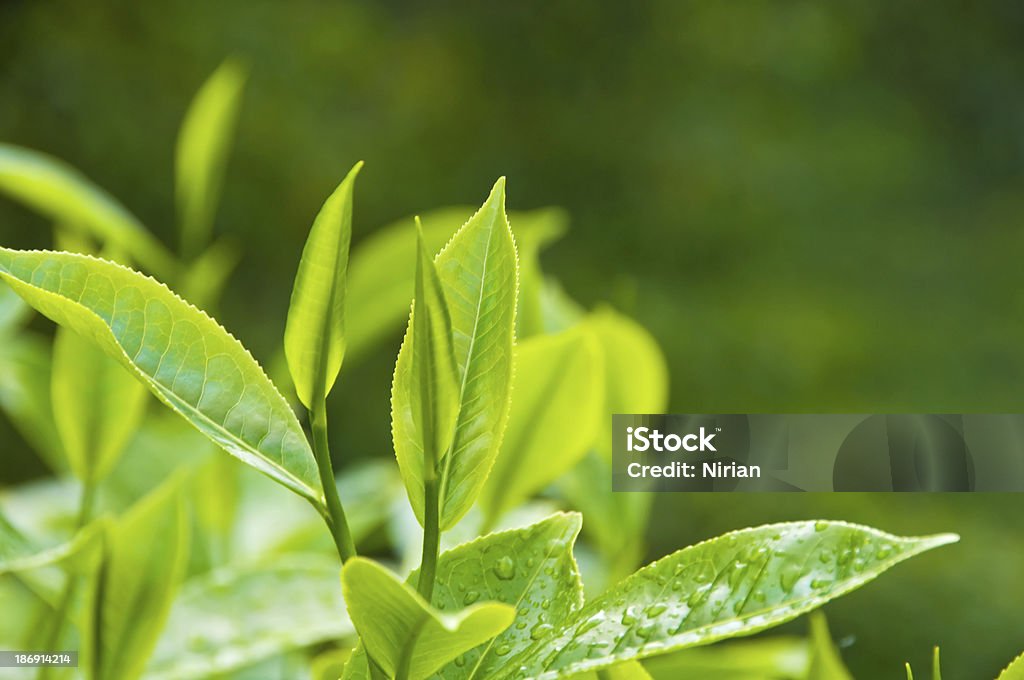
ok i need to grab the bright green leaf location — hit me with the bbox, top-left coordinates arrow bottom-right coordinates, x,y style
568,661 -> 653,680
644,636 -> 809,679
0,144 -> 176,277
0,248 -> 325,508
999,652 -> 1024,679
392,179 -> 518,530
85,477 -> 189,680
175,58 -> 247,258
499,522 -> 958,679
0,332 -> 64,471
0,512 -> 103,575
514,209 -> 568,338
481,328 -> 602,523
806,612 -> 852,680
52,327 -> 148,483
0,280 -> 30,333
145,555 -> 352,679
341,557 -> 515,680
933,647 -> 941,680
284,162 -> 362,408
178,237 -> 241,312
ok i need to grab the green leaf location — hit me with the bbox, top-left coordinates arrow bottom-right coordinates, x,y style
643,637 -> 809,679
0,144 -> 176,277
52,327 -> 148,483
568,661 -> 652,680
178,237 -> 241,312
145,555 -> 352,679
0,248 -> 325,508
392,178 -> 518,530
514,209 -> 568,338
85,477 -> 189,680
0,512 -> 103,575
998,652 -> 1024,679
806,612 -> 852,680
0,280 -> 31,333
481,328 -> 602,523
341,557 -> 515,680
932,647 -> 941,680
175,59 -> 247,258
284,162 -> 362,408
0,332 -> 65,471
499,522 -> 958,679
347,206 -> 560,361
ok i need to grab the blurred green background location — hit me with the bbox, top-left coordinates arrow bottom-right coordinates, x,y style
1,1 -> 1022,676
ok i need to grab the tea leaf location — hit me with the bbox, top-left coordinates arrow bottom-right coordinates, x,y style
0,333 -> 64,471
514,209 -> 567,338
642,636 -> 809,678
392,178 -> 518,530
0,513 -> 103,575
0,249 -> 325,508
567,661 -> 652,680
52,327 -> 148,483
806,612 -> 852,679
933,647 -> 941,680
179,237 -> 240,312
998,652 -> 1024,679
0,281 -> 31,333
499,522 -> 958,678
347,206 -> 561,360
175,59 -> 247,258
84,477 -> 189,680
480,329 -> 601,523
0,144 -> 176,277
341,557 -> 514,679
146,555 -> 352,679
284,162 -> 362,408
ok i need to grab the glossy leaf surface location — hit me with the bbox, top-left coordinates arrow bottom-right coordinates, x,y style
499,522 -> 957,678
175,59 -> 247,257
0,144 -> 175,277
284,162 -> 361,408
481,329 -> 601,523
0,248 -> 324,508
392,179 -> 518,529
146,555 -> 351,679
341,557 -> 514,679
85,478 -> 188,680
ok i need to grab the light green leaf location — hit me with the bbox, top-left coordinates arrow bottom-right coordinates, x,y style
284,162 -> 362,408
0,513 -> 103,575
0,248 -> 325,508
515,209 -> 568,338
933,647 -> 941,680
85,477 -> 189,680
145,555 -> 352,680
499,522 -> 958,679
52,327 -> 148,483
0,332 -> 64,471
998,652 -> 1024,679
0,144 -> 176,277
806,612 -> 852,680
481,328 -> 602,523
341,557 -> 515,680
568,661 -> 652,680
906,662 -> 914,680
347,206 -> 561,361
0,281 -> 31,333
175,59 -> 247,258
644,637 -> 809,679
178,237 -> 240,312
392,179 -> 518,530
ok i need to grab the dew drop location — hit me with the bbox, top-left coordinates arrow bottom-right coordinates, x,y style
494,556 -> 516,580
464,590 -> 481,605
530,622 -> 555,640
815,521 -> 829,532
495,644 -> 512,657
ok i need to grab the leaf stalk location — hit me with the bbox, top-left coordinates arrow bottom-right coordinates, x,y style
310,396 -> 356,563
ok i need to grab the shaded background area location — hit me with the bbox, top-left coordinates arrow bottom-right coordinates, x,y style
1,1 -> 1023,676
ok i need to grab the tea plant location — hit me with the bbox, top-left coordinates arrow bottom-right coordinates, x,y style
0,61 -> 970,680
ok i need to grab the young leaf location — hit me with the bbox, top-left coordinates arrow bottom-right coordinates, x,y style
0,144 -> 176,277
0,333 -> 65,471
0,249 -> 325,508
84,477 -> 189,680
0,513 -> 104,575
806,612 -> 853,679
52,327 -> 148,483
933,647 -> 941,680
498,522 -> 958,679
284,162 -> 362,408
341,557 -> 515,679
514,209 -> 568,338
567,661 -> 652,680
999,652 -> 1024,679
643,636 -> 809,678
0,281 -> 30,333
175,59 -> 247,258
392,178 -> 518,530
480,328 -> 602,523
146,556 -> 352,680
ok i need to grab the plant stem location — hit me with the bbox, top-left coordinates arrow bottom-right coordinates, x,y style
310,397 -> 357,563
37,480 -> 96,680
416,476 -> 441,603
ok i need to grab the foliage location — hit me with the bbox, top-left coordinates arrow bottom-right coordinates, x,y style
0,62 -> 966,680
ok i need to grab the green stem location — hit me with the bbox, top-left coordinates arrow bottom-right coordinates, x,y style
37,480 -> 96,680
310,397 -> 357,563
416,476 -> 441,603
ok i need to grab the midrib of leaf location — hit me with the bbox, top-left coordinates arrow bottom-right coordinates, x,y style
0,251 -> 321,505
436,202 -> 497,521
465,527 -> 583,680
